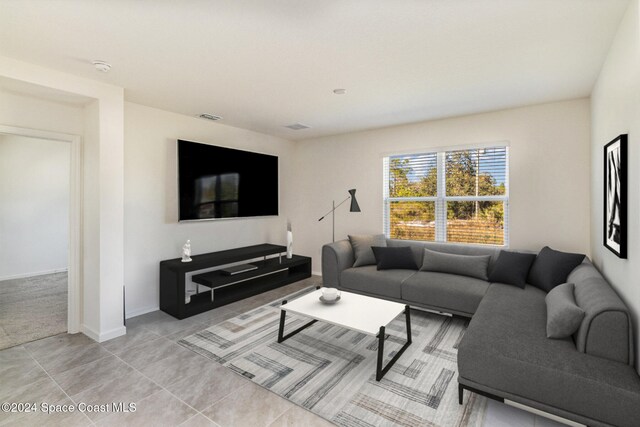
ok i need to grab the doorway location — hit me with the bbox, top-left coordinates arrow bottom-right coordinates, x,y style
0,126 -> 81,349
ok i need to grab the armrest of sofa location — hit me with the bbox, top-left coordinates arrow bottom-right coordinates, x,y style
568,260 -> 634,366
321,240 -> 354,287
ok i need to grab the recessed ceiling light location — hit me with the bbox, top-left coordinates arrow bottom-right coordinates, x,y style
198,114 -> 223,121
333,88 -> 347,95
92,60 -> 111,72
285,123 -> 311,130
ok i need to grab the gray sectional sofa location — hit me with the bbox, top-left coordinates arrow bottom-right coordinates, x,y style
322,238 -> 640,427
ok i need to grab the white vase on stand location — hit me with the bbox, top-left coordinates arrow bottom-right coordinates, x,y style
286,222 -> 293,259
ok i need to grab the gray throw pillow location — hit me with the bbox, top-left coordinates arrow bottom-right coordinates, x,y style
545,282 -> 585,339
420,248 -> 491,280
371,246 -> 418,270
349,234 -> 387,267
488,250 -> 537,288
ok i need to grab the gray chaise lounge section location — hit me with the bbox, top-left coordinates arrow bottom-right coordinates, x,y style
458,282 -> 640,427
322,238 -> 640,427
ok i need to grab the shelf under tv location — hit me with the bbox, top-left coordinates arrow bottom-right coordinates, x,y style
159,244 -> 311,319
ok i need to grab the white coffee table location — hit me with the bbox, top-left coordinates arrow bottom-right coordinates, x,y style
277,288 -> 412,381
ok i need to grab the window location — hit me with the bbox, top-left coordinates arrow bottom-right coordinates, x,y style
195,173 -> 240,218
383,146 -> 509,246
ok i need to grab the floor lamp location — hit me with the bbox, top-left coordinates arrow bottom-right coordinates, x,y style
318,189 -> 361,242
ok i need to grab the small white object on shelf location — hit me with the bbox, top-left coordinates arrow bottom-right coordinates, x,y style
286,221 -> 293,259
182,239 -> 192,262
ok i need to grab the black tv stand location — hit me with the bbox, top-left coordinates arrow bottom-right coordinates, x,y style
159,244 -> 311,319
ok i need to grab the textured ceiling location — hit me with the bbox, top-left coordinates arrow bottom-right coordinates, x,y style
0,0 -> 630,140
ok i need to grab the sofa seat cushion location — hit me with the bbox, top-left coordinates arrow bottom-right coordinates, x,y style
458,283 -> 640,427
401,271 -> 490,316
340,266 -> 414,299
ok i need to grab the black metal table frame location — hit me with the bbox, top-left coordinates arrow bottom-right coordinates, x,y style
277,300 -> 412,381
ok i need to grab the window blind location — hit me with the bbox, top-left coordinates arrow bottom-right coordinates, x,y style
383,146 -> 509,246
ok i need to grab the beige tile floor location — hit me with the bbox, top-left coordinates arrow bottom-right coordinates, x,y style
0,276 -> 569,427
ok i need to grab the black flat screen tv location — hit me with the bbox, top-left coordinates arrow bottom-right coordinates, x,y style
178,140 -> 278,221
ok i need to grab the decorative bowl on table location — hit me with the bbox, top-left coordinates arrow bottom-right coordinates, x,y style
319,287 -> 341,304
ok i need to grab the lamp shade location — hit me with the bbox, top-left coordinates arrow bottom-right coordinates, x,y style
348,189 -> 361,212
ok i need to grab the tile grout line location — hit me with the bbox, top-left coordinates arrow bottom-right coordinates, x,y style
101,337 -> 225,425
182,282 -> 344,426
0,280 -> 316,426
266,407 -> 300,427
114,303 -> 299,425
25,349 -> 96,426
177,412 -> 222,427
193,372 -> 299,427
196,381 -> 255,423
172,288 -> 319,425
55,351 -> 153,423
107,312 -> 235,355
100,327 -> 163,354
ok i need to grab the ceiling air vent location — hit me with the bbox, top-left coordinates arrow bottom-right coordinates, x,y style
198,114 -> 223,121
285,122 -> 311,130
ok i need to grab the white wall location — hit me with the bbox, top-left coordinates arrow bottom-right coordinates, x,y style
0,89 -> 85,135
0,89 -> 81,283
292,98 -> 591,273
591,0 -> 640,373
0,134 -> 70,279
0,56 -> 126,341
124,102 -> 296,317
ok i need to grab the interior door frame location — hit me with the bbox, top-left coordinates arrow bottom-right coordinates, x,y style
0,124 -> 82,333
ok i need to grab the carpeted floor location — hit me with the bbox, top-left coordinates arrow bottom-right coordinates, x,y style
0,272 -> 67,350
180,287 -> 487,427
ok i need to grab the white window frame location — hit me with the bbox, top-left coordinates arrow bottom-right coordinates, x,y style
383,146 -> 510,247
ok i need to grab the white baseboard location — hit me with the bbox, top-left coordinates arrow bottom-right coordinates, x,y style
312,270 -> 322,277
0,268 -> 68,281
82,324 -> 127,343
125,305 -> 159,319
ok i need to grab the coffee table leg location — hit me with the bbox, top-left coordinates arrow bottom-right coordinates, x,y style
376,305 -> 412,381
406,305 -> 412,344
376,326 -> 385,380
277,300 -> 317,344
277,304 -> 287,343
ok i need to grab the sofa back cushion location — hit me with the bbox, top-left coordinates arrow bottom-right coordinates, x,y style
420,248 -> 491,280
528,246 -> 585,292
371,246 -> 419,270
349,234 -> 387,267
386,239 -> 501,270
488,250 -> 537,288
568,259 -> 634,366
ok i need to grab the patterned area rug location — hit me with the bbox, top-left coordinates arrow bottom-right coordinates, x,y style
179,288 -> 487,427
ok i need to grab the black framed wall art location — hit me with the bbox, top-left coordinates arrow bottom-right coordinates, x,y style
603,134 -> 627,258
